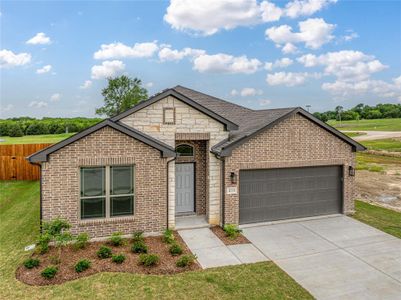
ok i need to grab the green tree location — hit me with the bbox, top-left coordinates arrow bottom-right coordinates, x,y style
96,75 -> 148,117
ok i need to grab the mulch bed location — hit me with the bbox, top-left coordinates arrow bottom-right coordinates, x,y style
210,226 -> 250,245
16,232 -> 200,286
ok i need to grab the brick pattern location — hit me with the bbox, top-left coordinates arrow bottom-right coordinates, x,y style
41,126 -> 168,238
175,140 -> 207,215
224,113 -> 356,224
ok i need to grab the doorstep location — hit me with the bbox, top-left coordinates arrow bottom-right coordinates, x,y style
175,215 -> 210,230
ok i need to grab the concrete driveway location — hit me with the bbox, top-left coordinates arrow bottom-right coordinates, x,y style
242,215 -> 401,300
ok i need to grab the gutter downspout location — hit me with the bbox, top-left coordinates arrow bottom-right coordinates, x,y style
28,160 -> 43,233
214,153 -> 225,226
166,156 -> 176,229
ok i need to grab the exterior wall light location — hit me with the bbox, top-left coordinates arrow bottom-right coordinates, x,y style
230,172 -> 237,184
349,166 -> 355,177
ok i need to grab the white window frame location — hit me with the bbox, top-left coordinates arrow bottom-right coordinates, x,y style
79,165 -> 135,220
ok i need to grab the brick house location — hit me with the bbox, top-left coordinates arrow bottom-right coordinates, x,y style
29,86 -> 365,238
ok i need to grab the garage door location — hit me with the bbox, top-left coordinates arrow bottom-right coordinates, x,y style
239,166 -> 342,224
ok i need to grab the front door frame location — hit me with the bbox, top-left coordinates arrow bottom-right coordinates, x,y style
175,162 -> 196,215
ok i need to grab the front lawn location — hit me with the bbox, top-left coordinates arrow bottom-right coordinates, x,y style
328,118 -> 401,131
353,200 -> 401,239
0,181 -> 313,300
361,138 -> 401,152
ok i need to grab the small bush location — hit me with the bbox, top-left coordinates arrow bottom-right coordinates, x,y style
36,233 -> 51,254
132,231 -> 144,243
223,224 -> 242,239
73,232 -> 90,250
112,254 -> 126,264
109,232 -> 124,246
163,229 -> 175,244
97,246 -> 112,259
139,254 -> 159,267
41,266 -> 58,279
23,258 -> 40,269
169,243 -> 183,256
176,254 -> 197,268
75,259 -> 91,273
42,218 -> 71,236
131,241 -> 148,254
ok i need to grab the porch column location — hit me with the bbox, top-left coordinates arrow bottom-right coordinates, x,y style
208,154 -> 221,225
168,160 -> 176,229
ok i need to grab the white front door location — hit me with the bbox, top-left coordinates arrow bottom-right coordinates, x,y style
175,163 -> 194,214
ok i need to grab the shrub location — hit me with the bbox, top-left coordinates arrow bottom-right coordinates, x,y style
36,233 -> 51,254
23,258 -> 40,269
223,224 -> 242,239
73,233 -> 90,250
97,246 -> 112,259
75,259 -> 91,273
169,243 -> 183,256
131,241 -> 148,254
112,254 -> 126,264
176,254 -> 197,268
41,266 -> 58,279
163,229 -> 175,244
132,231 -> 144,243
139,254 -> 159,267
109,232 -> 124,246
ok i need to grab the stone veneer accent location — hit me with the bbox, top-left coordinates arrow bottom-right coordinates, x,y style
175,140 -> 207,215
223,113 -> 356,225
41,126 -> 168,238
120,96 -> 229,227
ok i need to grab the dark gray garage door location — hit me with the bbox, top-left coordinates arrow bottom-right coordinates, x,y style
239,166 -> 342,224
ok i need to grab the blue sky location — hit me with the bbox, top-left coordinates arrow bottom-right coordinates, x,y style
1,0 -> 400,118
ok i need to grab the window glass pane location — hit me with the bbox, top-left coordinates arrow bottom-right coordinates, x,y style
81,167 -> 105,197
176,144 -> 193,156
81,197 -> 105,219
111,166 -> 133,195
111,196 -> 133,217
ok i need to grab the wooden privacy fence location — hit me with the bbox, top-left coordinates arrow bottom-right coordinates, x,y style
0,143 -> 52,180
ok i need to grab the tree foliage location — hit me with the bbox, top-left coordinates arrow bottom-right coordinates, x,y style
95,75 -> 148,117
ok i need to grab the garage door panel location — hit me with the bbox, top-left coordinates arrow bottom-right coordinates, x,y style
239,166 -> 342,224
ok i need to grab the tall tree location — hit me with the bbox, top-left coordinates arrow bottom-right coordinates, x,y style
96,75 -> 148,117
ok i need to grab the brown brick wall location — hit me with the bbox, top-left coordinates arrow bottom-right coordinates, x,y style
224,113 -> 356,224
41,126 -> 168,238
175,140 -> 207,215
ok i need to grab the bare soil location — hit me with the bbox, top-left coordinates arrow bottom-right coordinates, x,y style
210,226 -> 250,245
16,233 -> 200,286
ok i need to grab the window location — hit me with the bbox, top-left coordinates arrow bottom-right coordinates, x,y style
163,108 -> 175,124
176,144 -> 194,157
80,165 -> 134,219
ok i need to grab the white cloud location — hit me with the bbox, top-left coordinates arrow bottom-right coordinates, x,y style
193,53 -> 262,74
94,41 -> 159,59
231,89 -> 238,96
265,57 -> 293,70
29,101 -> 48,108
266,18 -> 335,50
26,32 -> 51,45
0,49 -> 31,68
158,46 -> 205,62
164,0 -> 261,35
260,1 -> 282,22
297,50 -> 387,82
259,99 -> 272,106
80,80 -> 92,89
281,43 -> 298,54
36,64 -> 52,74
266,71 -> 320,86
342,30 -> 359,41
91,60 -> 125,79
50,93 -> 61,102
145,82 -> 154,88
0,104 -> 13,113
236,87 -> 263,97
285,0 -> 337,18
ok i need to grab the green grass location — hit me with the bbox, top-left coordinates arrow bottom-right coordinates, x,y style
357,153 -> 401,165
353,200 -> 401,239
343,132 -> 366,138
0,133 -> 75,145
361,138 -> 401,152
328,118 -> 401,131
0,181 -> 313,300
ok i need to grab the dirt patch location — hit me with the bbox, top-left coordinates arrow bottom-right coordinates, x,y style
16,233 -> 200,286
210,226 -> 250,245
356,169 -> 401,212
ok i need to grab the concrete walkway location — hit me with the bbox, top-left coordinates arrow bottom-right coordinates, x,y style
343,130 -> 401,141
243,216 -> 401,300
178,228 -> 268,269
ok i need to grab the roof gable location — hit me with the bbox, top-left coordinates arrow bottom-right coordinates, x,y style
28,120 -> 176,163
111,88 -> 239,131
